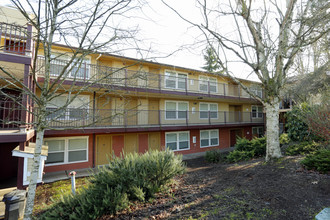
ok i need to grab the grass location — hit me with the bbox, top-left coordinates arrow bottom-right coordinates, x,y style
33,177 -> 89,213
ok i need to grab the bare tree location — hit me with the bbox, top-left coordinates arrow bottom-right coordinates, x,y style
0,0 -> 145,219
162,0 -> 329,161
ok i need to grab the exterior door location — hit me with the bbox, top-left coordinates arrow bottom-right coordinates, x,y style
148,132 -> 161,150
96,134 -> 111,165
230,129 -> 243,147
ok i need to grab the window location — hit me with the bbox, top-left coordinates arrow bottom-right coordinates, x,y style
200,129 -> 219,148
250,87 -> 263,98
252,106 -> 263,118
46,95 -> 89,120
199,76 -> 217,93
44,137 -> 88,165
200,103 -> 218,119
252,127 -> 264,138
70,58 -> 90,79
165,101 -> 188,119
48,54 -> 90,79
166,131 -> 189,151
164,71 -> 187,90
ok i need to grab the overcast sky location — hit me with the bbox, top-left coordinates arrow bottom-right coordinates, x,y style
0,0 -> 258,81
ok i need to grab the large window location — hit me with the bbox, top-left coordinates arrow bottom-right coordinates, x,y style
252,127 -> 264,138
166,131 -> 190,151
200,129 -> 219,148
46,95 -> 89,120
164,71 -> 187,90
250,87 -> 263,98
165,101 -> 188,119
252,106 -> 263,118
199,76 -> 217,93
48,54 -> 90,79
200,103 -> 218,119
44,137 -> 88,165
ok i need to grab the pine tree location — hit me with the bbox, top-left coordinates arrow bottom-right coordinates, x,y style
202,47 -> 220,73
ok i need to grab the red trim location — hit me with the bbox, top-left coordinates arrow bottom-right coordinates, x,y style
138,133 -> 148,153
0,53 -> 31,64
112,135 -> 124,157
0,130 -> 35,143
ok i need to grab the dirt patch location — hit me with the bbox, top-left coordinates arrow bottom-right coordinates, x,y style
102,156 -> 330,219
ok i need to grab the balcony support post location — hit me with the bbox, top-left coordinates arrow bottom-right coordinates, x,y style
223,84 -> 226,96
93,92 -> 96,124
159,74 -> 162,92
158,109 -> 161,127
208,81 -> 210,97
186,110 -> 188,126
125,68 -> 128,88
224,111 -> 226,124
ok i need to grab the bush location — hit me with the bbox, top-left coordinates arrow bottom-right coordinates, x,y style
301,149 -> 330,173
205,150 -> 225,163
285,141 -> 321,156
226,150 -> 254,163
279,133 -> 290,145
250,137 -> 266,157
39,150 -> 185,219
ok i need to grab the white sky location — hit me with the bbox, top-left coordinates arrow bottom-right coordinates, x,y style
0,0 -> 257,81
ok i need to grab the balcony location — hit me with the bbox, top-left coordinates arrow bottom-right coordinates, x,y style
36,57 -> 263,100
0,22 -> 32,56
0,100 -> 22,129
44,108 -> 264,129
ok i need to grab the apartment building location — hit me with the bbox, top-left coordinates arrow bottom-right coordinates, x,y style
0,6 -> 264,189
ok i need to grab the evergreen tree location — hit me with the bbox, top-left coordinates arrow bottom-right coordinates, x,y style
202,47 -> 220,73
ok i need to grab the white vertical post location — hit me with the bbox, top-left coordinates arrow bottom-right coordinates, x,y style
69,171 -> 76,195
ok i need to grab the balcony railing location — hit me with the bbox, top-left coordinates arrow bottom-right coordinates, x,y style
0,100 -> 22,129
44,108 -> 264,128
0,22 -> 32,55
36,57 -> 263,99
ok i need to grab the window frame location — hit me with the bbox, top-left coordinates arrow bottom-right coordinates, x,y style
44,136 -> 89,166
199,76 -> 218,93
199,102 -> 218,119
252,127 -> 264,138
165,100 -> 189,120
164,70 -> 188,90
200,129 -> 219,148
46,94 -> 90,121
165,131 -> 190,151
252,105 -> 263,118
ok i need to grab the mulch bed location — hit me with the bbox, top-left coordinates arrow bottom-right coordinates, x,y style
100,156 -> 330,220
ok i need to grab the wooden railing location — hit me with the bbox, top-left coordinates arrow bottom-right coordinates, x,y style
0,22 -> 32,55
0,100 -> 22,129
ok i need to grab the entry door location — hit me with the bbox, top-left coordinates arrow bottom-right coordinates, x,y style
96,135 -> 112,165
230,129 -> 243,147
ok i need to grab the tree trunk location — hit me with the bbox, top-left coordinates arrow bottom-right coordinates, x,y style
265,97 -> 282,161
24,129 -> 45,220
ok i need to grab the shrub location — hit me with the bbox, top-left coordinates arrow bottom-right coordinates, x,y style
301,148 -> 330,173
285,141 -> 321,156
250,137 -> 266,157
39,150 -> 185,219
226,150 -> 254,163
279,133 -> 290,145
234,137 -> 253,152
205,150 -> 223,163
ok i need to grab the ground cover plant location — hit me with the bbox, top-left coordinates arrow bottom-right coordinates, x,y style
102,156 -> 329,219
35,150 -> 185,219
